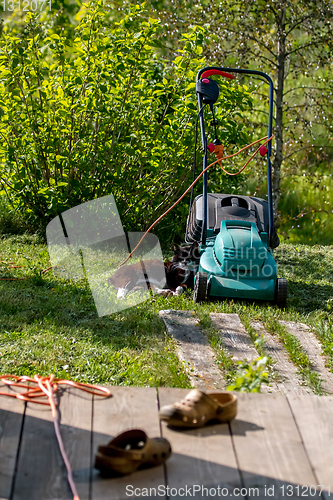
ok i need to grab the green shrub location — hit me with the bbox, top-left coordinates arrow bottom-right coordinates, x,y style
227,356 -> 269,393
0,1 -> 251,244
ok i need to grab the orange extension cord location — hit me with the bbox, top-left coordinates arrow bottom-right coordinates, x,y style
38,134 -> 272,274
0,259 -> 24,280
119,134 -> 273,266
0,374 -> 112,500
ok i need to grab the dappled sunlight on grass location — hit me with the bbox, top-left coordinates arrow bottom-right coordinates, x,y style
0,237 -> 332,390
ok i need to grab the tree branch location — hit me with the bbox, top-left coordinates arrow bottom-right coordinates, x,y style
268,3 -> 278,19
285,14 -> 314,37
219,28 -> 278,59
243,47 -> 278,68
283,86 -> 325,97
286,39 -> 331,57
283,144 -> 333,161
285,102 -> 319,111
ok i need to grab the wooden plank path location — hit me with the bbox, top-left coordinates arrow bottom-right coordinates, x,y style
210,313 -> 259,363
209,313 -> 280,394
1,386 -> 333,499
160,311 -> 333,395
251,321 -> 311,395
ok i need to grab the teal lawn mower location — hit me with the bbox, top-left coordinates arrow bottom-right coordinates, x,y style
186,67 -> 287,306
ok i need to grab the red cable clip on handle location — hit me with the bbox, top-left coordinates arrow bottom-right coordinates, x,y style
201,69 -> 234,80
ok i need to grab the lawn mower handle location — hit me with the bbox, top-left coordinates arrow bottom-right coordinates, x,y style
197,66 -> 275,247
201,69 -> 234,80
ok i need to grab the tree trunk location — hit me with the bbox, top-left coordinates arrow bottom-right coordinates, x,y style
272,5 -> 286,225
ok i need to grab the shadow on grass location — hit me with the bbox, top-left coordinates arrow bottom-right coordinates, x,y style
2,272 -> 333,339
287,279 -> 333,314
0,275 -> 165,349
0,274 -> 192,387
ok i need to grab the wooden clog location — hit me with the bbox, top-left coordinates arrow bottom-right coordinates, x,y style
94,429 -> 172,475
159,389 -> 237,428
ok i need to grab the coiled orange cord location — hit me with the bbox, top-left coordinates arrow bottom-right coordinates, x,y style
119,134 -> 273,266
0,258 -> 24,280
0,374 -> 112,500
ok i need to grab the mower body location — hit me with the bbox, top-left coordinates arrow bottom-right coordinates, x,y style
187,193 -> 279,301
201,234 -> 276,301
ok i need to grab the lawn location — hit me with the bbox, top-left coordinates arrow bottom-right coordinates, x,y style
1,234 -> 333,393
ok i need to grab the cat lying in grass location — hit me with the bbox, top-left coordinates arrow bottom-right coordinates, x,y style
108,241 -> 200,299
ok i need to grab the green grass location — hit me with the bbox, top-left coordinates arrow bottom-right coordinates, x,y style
1,236 -> 333,392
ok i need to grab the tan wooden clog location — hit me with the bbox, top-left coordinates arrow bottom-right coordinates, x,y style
94,429 -> 172,475
159,389 -> 237,428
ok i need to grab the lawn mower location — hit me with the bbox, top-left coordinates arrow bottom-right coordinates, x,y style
186,66 -> 287,306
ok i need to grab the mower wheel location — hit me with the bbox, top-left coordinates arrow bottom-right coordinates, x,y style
193,272 -> 207,303
275,278 -> 288,307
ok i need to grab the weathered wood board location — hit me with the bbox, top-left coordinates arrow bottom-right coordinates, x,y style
56,388 -> 93,500
158,387 -> 242,499
0,387 -> 25,500
251,321 -> 310,395
230,393 -> 322,499
210,313 -> 277,394
287,394 -> 333,500
280,321 -> 333,394
210,313 -> 259,363
160,310 -> 225,390
11,395 -> 73,500
2,385 -> 333,500
92,386 -> 166,500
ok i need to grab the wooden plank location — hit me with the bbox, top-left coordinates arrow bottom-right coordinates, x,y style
210,313 -> 259,363
0,387 -> 25,500
280,321 -> 333,394
209,313 -> 277,394
160,310 -> 226,390
92,386 -> 166,500
12,393 -> 73,500
251,321 -> 311,395
56,387 -> 93,500
231,393 -> 321,499
158,387 -> 242,499
287,394 -> 333,500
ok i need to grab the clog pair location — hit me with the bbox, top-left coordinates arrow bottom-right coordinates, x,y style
94,389 -> 237,476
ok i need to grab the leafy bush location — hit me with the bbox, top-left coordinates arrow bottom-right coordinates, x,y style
227,356 -> 269,393
0,1 -> 251,244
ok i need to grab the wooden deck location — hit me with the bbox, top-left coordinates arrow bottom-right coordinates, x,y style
1,386 -> 333,500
